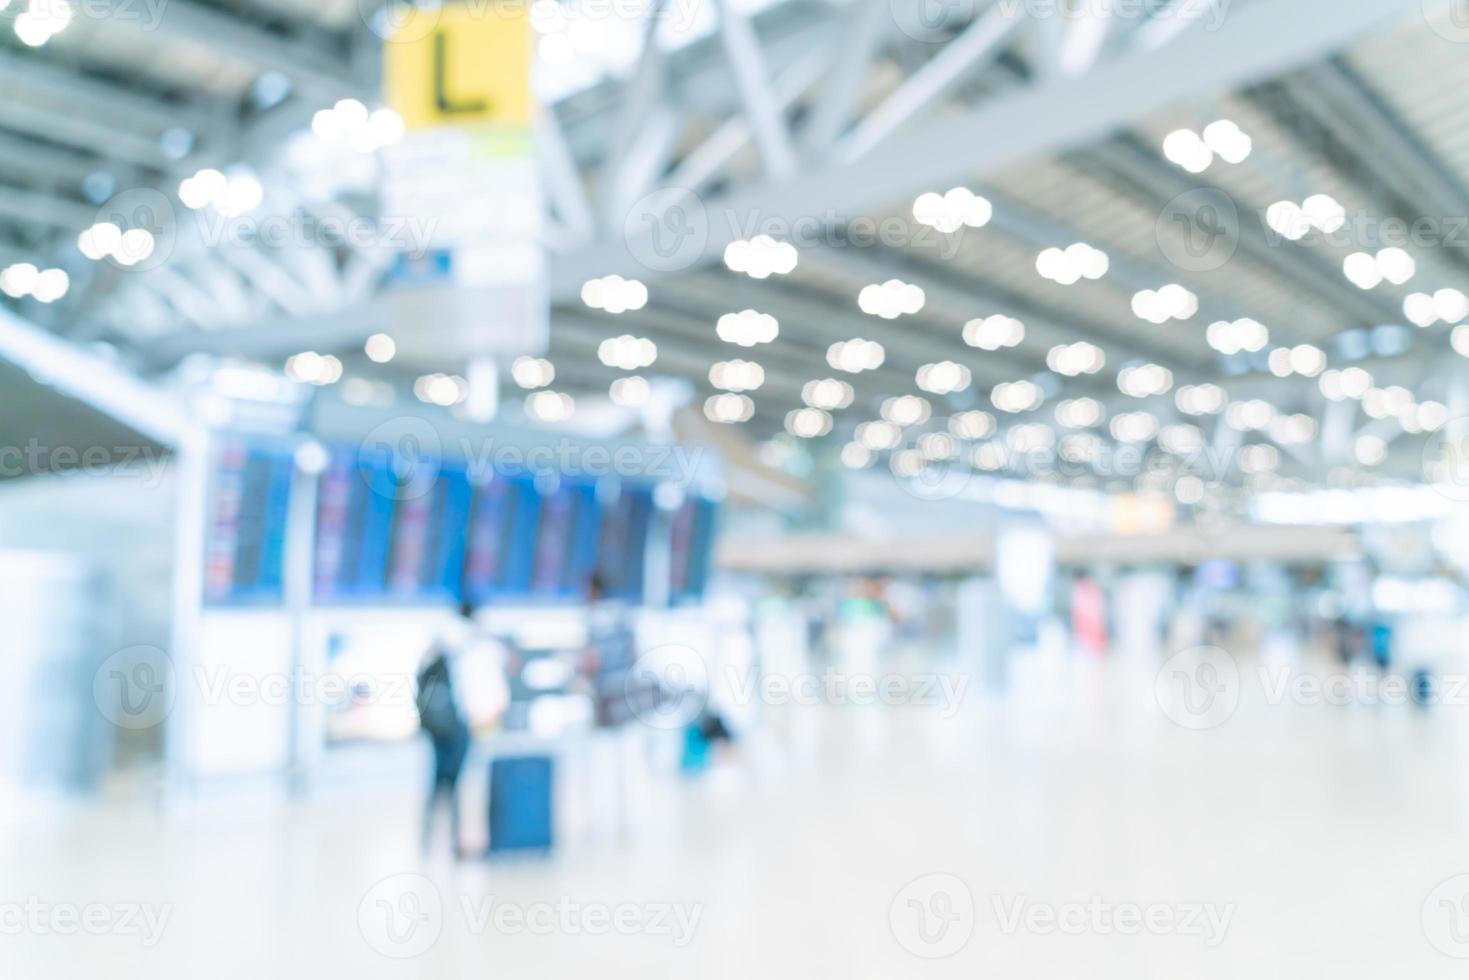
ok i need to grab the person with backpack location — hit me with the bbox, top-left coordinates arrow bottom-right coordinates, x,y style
416,600 -> 477,859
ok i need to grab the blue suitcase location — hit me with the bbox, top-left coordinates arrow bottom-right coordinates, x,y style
488,755 -> 554,853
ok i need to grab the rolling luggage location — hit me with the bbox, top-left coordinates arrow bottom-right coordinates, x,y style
488,755 -> 554,853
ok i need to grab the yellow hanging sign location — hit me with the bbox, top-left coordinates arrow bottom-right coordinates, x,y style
383,2 -> 534,131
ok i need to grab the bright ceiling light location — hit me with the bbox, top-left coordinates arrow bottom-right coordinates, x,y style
609,376 -> 650,407
1376,247 -> 1416,285
912,187 -> 992,233
14,0 -> 71,46
1238,444 -> 1279,475
597,334 -> 657,370
1268,414 -> 1316,445
511,355 -> 554,388
1301,194 -> 1346,233
921,424 -> 975,462
709,359 -> 764,392
1224,399 -> 1274,431
1117,362 -> 1173,397
1054,398 -> 1104,428
858,279 -> 925,319
364,333 -> 397,364
287,351 -> 344,386
526,390 -> 574,422
716,309 -> 778,347
1176,383 -> 1227,415
31,268 -> 68,303
915,360 -> 971,395
704,393 -> 754,424
1046,341 -> 1105,376
581,274 -> 648,314
1036,243 -> 1109,285
855,420 -> 902,450
1131,284 -> 1197,323
785,407 -> 833,439
1162,128 -> 1213,173
827,338 -> 884,372
1110,411 -> 1159,443
1206,317 -> 1269,355
1404,292 -> 1438,327
880,395 -> 931,427
962,314 -> 1024,350
949,410 -> 996,439
1201,119 -> 1252,164
841,443 -> 874,469
801,378 -> 855,411
1343,251 -> 1383,290
990,380 -> 1043,414
1434,288 -> 1469,324
1354,434 -> 1387,466
0,262 -> 38,298
723,236 -> 797,278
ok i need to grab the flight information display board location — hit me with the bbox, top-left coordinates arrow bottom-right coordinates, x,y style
530,480 -> 601,598
597,484 -> 653,602
462,473 -> 543,601
313,449 -> 396,600
669,495 -> 718,603
308,444 -> 673,607
386,461 -> 474,600
204,441 -> 294,605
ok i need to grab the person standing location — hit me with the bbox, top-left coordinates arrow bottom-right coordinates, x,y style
415,601 -> 476,859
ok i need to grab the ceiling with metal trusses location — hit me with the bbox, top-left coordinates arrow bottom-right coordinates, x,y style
1,0 -> 1467,493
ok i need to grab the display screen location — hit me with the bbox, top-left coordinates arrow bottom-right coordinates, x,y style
463,473 -> 542,601
313,449 -> 396,600
669,496 -> 718,603
597,484 -> 653,602
204,441 -> 294,605
530,480 -> 600,597
386,461 -> 473,600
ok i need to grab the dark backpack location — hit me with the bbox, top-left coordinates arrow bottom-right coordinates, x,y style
415,653 -> 463,740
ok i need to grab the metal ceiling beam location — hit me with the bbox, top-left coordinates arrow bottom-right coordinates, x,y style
109,0 -> 358,99
0,96 -> 169,167
836,1 -> 1024,164
0,185 -> 96,229
0,49 -> 215,137
550,0 -> 1419,300
1084,137 -> 1407,328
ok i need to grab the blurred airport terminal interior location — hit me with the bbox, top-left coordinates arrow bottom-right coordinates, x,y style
9,0 -> 1469,976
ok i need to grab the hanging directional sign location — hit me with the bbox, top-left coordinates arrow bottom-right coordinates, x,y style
383,2 -> 534,132
379,0 -> 547,365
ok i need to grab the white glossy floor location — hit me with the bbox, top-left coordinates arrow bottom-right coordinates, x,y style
7,647 -> 1469,978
